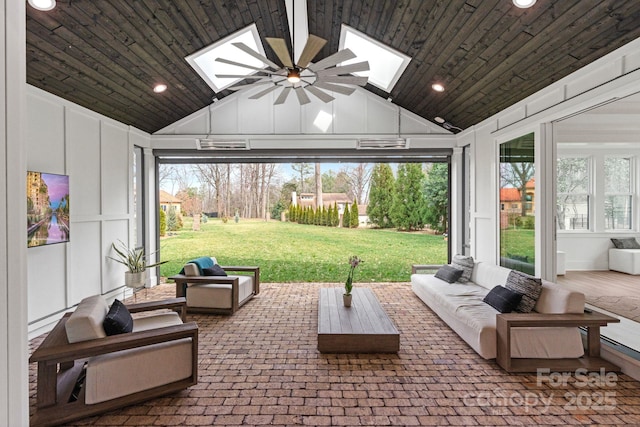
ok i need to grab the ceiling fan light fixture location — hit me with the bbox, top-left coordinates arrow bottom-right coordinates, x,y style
28,0 -> 56,11
287,68 -> 301,84
512,0 -> 536,8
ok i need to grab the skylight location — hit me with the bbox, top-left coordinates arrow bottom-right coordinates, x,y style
185,24 -> 267,93
338,25 -> 411,92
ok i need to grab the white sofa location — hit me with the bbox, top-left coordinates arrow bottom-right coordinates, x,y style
609,248 -> 640,275
411,262 -> 586,359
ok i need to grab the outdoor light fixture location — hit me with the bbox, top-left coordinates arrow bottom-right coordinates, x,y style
286,68 -> 301,84
512,0 -> 536,8
434,116 -> 446,124
153,84 -> 167,93
432,83 -> 445,92
28,0 -> 56,11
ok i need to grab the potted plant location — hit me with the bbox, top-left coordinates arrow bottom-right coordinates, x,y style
109,240 -> 168,289
343,255 -> 363,307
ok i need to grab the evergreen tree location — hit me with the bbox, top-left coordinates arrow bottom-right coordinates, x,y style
159,208 -> 167,236
367,163 -> 395,228
342,203 -> 351,228
167,206 -> 178,231
323,206 -> 330,226
350,201 -> 359,228
423,163 -> 449,233
332,202 -> 339,226
390,163 -> 427,231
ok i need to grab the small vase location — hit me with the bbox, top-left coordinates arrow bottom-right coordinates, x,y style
343,294 -> 352,307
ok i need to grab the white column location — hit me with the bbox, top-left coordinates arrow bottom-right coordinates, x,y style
0,0 -> 28,424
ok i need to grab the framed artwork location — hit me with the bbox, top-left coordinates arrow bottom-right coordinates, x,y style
27,171 -> 70,247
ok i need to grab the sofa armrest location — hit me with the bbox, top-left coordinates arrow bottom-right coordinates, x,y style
411,264 -> 444,274
29,321 -> 198,365
126,297 -> 187,322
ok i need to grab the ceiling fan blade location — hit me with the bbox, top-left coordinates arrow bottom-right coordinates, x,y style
228,80 -> 272,91
215,74 -> 271,80
305,85 -> 335,103
296,34 -> 327,68
314,81 -> 357,96
315,61 -> 370,76
249,85 -> 279,99
231,42 -> 281,70
266,38 -> 294,68
215,57 -> 278,74
274,87 -> 292,105
308,48 -> 357,72
316,76 -> 369,86
294,87 -> 311,105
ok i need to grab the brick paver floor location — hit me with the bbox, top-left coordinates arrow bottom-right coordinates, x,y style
29,282 -> 640,426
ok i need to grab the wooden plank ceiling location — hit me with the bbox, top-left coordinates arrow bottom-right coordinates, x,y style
27,0 -> 640,134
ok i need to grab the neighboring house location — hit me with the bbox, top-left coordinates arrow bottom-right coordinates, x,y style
159,190 -> 182,213
295,192 -> 352,213
499,179 -> 536,228
357,204 -> 369,226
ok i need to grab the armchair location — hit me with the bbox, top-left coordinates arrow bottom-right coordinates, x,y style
170,256 -> 260,314
29,296 -> 198,427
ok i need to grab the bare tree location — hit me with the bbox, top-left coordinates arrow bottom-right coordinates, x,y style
195,164 -> 227,216
315,163 -> 323,208
291,163 -> 313,193
342,164 -> 373,204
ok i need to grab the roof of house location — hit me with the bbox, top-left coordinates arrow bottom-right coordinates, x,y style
500,188 -> 521,202
159,190 -> 182,204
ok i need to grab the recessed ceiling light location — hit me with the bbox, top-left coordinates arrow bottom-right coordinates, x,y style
434,117 -> 445,124
432,83 -> 445,92
513,0 -> 536,8
28,0 -> 56,11
153,84 -> 167,93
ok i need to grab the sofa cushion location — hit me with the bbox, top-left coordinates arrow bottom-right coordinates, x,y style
434,265 -> 464,283
103,299 -> 133,336
505,270 -> 542,313
483,286 -> 522,313
203,265 -> 227,276
451,254 -> 474,283
186,275 -> 254,309
611,237 -> 640,249
66,295 -> 109,343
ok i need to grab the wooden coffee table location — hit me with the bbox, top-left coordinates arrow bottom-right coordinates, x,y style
318,287 -> 399,353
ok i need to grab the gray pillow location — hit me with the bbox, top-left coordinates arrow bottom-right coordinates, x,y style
434,265 -> 464,283
505,270 -> 542,313
611,237 -> 640,249
451,254 -> 474,283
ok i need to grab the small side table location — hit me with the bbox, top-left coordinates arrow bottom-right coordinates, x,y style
496,311 -> 620,372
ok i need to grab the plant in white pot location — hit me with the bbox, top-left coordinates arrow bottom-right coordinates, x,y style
343,255 -> 363,307
109,240 -> 168,289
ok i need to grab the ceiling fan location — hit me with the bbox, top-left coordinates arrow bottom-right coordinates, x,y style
214,33 -> 370,105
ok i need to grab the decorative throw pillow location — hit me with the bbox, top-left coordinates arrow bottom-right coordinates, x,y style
202,265 -> 227,276
434,265 -> 464,283
611,237 -> 640,249
103,299 -> 133,336
451,254 -> 474,283
483,286 -> 523,313
505,270 -> 542,313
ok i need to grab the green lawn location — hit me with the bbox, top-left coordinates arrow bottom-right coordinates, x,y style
160,219 -> 447,282
500,228 -> 535,262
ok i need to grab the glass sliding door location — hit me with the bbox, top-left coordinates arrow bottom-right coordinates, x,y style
499,133 -> 535,275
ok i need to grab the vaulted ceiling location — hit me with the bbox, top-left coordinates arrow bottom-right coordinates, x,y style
26,0 -> 640,134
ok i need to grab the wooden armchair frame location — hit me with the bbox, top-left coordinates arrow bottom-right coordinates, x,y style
29,297 -> 198,427
171,265 -> 260,315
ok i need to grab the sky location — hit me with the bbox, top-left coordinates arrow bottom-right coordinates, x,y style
41,173 -> 69,208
